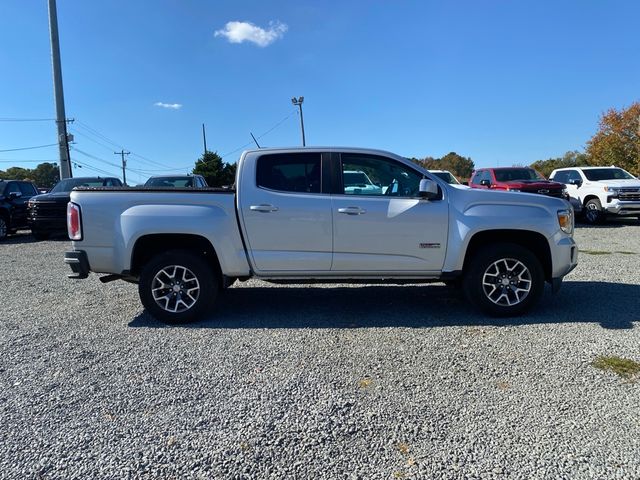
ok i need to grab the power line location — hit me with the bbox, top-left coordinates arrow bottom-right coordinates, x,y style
72,147 -> 123,170
73,120 -> 174,169
0,143 -> 58,153
0,159 -> 58,163
0,117 -> 56,122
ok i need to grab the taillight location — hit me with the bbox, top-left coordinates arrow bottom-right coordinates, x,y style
67,202 -> 82,240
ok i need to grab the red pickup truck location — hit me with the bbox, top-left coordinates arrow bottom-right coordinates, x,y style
469,167 -> 566,199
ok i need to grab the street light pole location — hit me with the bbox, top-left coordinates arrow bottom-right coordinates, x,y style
291,96 -> 306,146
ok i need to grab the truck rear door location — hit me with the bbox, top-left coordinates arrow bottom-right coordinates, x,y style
237,151 -> 333,273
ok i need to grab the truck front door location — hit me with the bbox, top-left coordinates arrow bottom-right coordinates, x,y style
331,153 -> 449,273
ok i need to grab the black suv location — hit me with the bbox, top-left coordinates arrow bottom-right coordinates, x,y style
28,176 -> 122,239
0,179 -> 40,240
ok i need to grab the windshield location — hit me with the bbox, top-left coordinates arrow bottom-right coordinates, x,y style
583,168 -> 635,181
344,172 -> 372,187
494,168 -> 543,182
431,171 -> 460,184
145,176 -> 194,187
50,178 -> 115,193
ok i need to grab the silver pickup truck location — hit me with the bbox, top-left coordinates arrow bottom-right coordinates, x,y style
64,147 -> 578,323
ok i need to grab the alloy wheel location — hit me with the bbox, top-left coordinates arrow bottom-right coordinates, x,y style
151,265 -> 200,313
481,257 -> 532,306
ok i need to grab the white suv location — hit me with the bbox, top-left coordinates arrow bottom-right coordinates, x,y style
549,166 -> 640,224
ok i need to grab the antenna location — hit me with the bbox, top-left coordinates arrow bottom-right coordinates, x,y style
250,132 -> 261,148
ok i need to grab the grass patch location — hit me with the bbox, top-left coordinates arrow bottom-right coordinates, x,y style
579,249 -> 612,255
592,356 -> 640,380
358,377 -> 373,389
616,251 -> 637,255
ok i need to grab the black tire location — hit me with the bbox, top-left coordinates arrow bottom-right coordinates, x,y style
32,230 -> 50,241
139,249 -> 218,324
0,216 -> 8,240
583,198 -> 604,225
463,243 -> 544,317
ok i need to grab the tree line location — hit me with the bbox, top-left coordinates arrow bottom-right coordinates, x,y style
0,163 -> 60,188
3,101 -> 637,187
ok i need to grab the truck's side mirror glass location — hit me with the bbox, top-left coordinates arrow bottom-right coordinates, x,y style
419,179 -> 439,199
480,179 -> 491,187
8,191 -> 22,199
568,179 -> 582,188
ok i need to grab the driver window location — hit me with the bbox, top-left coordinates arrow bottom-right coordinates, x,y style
341,154 -> 422,197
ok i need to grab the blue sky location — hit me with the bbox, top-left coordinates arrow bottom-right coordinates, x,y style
1,0 -> 639,183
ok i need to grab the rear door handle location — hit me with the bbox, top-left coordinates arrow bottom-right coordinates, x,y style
338,207 -> 366,215
250,204 -> 279,213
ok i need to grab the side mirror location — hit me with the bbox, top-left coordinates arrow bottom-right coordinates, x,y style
480,179 -> 491,187
462,181 -> 469,186
419,179 -> 439,199
568,179 -> 582,188
8,191 -> 22,199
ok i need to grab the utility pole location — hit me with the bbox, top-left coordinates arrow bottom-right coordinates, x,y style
291,96 -> 306,146
48,0 -> 72,179
114,150 -> 130,185
202,123 -> 208,155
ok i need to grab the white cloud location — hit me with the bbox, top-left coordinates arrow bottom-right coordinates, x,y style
214,21 -> 287,47
154,102 -> 182,110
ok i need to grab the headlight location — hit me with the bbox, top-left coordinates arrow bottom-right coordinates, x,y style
604,186 -> 620,196
557,209 -> 573,234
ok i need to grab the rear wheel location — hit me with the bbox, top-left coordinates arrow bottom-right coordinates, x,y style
139,249 -> 218,324
463,243 -> 544,317
584,198 -> 604,225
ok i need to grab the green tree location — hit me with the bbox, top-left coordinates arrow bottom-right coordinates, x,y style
586,101 -> 640,175
4,166 -> 31,180
414,152 -> 475,180
530,150 -> 589,178
31,162 -> 59,188
192,151 -> 237,187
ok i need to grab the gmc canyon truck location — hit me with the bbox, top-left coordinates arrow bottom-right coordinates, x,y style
64,147 -> 578,323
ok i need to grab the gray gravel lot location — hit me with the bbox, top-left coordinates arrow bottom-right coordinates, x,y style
1,221 -> 640,479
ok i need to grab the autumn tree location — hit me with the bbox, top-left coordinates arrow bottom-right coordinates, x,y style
192,151 -> 237,187
414,152 -> 475,180
586,102 -> 640,175
529,151 -> 589,178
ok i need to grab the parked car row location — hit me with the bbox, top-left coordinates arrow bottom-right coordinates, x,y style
0,174 -> 207,241
2,165 -> 638,242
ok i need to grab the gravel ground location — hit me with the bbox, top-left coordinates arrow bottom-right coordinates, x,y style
1,221 -> 640,479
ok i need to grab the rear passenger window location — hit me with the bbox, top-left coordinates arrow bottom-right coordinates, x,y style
256,153 -> 322,193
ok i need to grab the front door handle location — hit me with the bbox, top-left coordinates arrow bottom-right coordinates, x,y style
250,204 -> 279,213
338,207 -> 366,215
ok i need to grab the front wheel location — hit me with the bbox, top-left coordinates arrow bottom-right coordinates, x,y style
0,217 -> 8,240
139,250 -> 218,324
32,230 -> 50,241
463,243 -> 544,317
583,198 -> 604,225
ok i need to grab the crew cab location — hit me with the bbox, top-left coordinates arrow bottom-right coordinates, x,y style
64,147 -> 578,323
0,179 -> 39,240
549,166 -> 640,224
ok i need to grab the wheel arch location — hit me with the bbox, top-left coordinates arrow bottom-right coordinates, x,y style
582,195 -> 601,207
462,230 -> 552,281
130,233 -> 222,283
